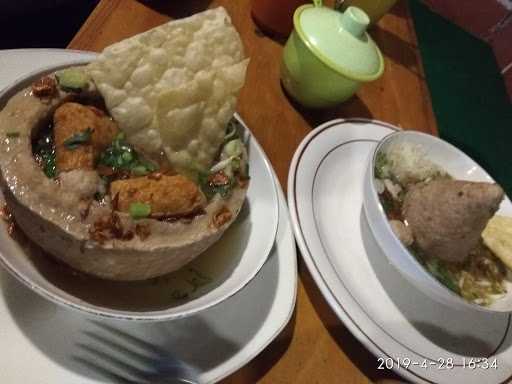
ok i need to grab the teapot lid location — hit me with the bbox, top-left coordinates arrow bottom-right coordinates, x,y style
294,3 -> 384,81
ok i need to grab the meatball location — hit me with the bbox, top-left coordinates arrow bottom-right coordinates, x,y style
402,180 -> 504,263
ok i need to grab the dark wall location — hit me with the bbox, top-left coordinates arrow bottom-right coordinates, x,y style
0,1 -> 99,49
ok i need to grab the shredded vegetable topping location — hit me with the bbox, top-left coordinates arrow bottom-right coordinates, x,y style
199,118 -> 249,200
33,129 -> 57,178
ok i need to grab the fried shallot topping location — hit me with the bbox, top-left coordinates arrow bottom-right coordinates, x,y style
0,204 -> 15,236
135,223 -> 151,240
209,171 -> 230,186
147,172 -> 163,181
89,212 -> 134,243
154,207 -> 206,223
97,164 -> 131,179
238,177 -> 250,189
211,206 -> 232,229
111,192 -> 120,211
79,199 -> 93,221
31,76 -> 57,98
87,105 -> 106,117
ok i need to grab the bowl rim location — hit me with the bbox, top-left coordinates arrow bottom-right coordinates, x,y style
0,59 -> 279,321
366,130 -> 512,313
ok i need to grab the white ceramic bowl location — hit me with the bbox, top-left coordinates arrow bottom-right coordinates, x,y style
363,130 -> 512,313
0,60 -> 279,321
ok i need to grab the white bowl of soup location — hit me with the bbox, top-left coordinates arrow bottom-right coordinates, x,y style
363,131 -> 512,312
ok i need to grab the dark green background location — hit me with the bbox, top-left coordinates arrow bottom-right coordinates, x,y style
410,1 -> 512,195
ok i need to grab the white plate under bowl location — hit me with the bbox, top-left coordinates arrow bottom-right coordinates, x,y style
0,49 -> 296,384
288,118 -> 512,384
0,51 -> 278,321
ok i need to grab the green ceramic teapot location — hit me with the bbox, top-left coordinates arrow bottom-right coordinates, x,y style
281,0 -> 384,108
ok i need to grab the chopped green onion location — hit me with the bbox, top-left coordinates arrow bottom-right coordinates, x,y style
185,267 -> 213,291
41,148 -> 56,178
116,131 -> 126,141
426,258 -> 460,294
98,132 -> 158,176
171,290 -> 189,300
129,202 -> 151,219
6,131 -> 20,138
122,151 -> 133,163
375,152 -> 389,179
144,161 -> 158,172
231,157 -> 241,171
33,131 -> 56,178
223,139 -> 243,158
64,127 -> 93,150
55,68 -> 89,92
242,162 -> 249,178
131,165 -> 150,176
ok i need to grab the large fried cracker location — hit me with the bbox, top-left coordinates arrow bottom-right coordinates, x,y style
87,7 -> 248,173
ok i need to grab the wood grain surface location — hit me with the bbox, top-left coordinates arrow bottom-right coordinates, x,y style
68,1 -> 437,382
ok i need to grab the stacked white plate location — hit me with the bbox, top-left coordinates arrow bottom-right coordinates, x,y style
288,119 -> 512,384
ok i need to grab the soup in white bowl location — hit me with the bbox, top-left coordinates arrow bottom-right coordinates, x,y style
364,131 -> 512,312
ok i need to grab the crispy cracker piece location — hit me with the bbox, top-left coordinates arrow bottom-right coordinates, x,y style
86,7 -> 248,173
483,215 -> 512,270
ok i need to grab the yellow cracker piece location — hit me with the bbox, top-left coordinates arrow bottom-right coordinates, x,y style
86,7 -> 248,173
482,215 -> 512,270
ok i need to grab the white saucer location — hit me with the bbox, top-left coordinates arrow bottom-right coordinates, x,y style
0,49 -> 297,383
288,119 -> 512,384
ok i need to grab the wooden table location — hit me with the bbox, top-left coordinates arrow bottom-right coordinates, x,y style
69,1 -> 437,382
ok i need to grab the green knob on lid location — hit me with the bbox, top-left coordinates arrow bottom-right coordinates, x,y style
293,3 -> 384,81
340,6 -> 370,38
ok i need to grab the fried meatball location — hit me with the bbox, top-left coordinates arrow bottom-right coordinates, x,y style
54,102 -> 118,172
110,175 -> 206,216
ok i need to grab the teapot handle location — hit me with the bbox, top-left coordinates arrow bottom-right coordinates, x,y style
312,0 -> 322,7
